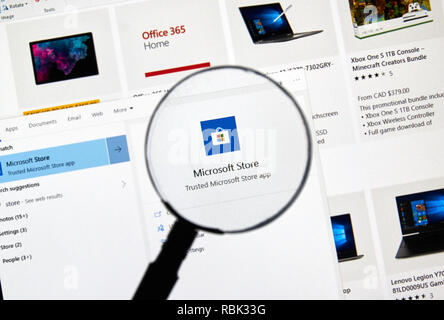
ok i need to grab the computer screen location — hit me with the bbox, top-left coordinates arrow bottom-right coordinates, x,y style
330,214 -> 358,260
29,33 -> 99,85
396,188 -> 444,234
1,0 -> 444,301
239,3 -> 293,41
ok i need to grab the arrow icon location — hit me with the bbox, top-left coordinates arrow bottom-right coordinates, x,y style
114,146 -> 122,153
121,180 -> 126,188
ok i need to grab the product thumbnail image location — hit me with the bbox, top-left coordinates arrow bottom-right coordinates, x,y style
239,2 -> 323,44
331,214 -> 364,262
395,188 -> 444,258
348,0 -> 433,39
30,32 -> 99,85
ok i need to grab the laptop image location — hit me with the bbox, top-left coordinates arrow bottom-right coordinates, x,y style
395,188 -> 444,259
239,3 -> 323,44
29,32 -> 99,85
330,214 -> 364,262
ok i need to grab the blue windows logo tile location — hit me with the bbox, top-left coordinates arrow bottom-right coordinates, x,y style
200,116 -> 240,156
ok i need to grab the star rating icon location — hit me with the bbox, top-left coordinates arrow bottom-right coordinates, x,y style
397,293 -> 428,300
354,72 -> 386,81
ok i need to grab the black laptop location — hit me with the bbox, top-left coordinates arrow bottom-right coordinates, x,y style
239,3 -> 323,44
331,214 -> 364,262
396,188 -> 444,259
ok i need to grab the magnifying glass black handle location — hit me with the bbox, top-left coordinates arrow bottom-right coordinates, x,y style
133,219 -> 197,300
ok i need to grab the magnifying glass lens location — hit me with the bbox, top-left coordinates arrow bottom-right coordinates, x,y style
146,66 -> 311,233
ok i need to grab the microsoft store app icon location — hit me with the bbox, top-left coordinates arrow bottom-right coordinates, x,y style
200,116 -> 240,156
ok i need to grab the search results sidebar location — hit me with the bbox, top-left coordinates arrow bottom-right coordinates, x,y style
0,122 -> 148,299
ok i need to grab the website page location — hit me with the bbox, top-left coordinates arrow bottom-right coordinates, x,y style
322,0 -> 444,300
0,92 -> 341,299
0,0 -> 442,300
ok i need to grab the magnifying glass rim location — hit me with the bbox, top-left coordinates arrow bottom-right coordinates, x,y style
144,65 -> 313,234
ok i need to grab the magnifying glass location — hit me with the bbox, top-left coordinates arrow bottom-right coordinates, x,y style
133,65 -> 312,300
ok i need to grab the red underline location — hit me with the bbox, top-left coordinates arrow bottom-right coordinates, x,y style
145,62 -> 211,78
